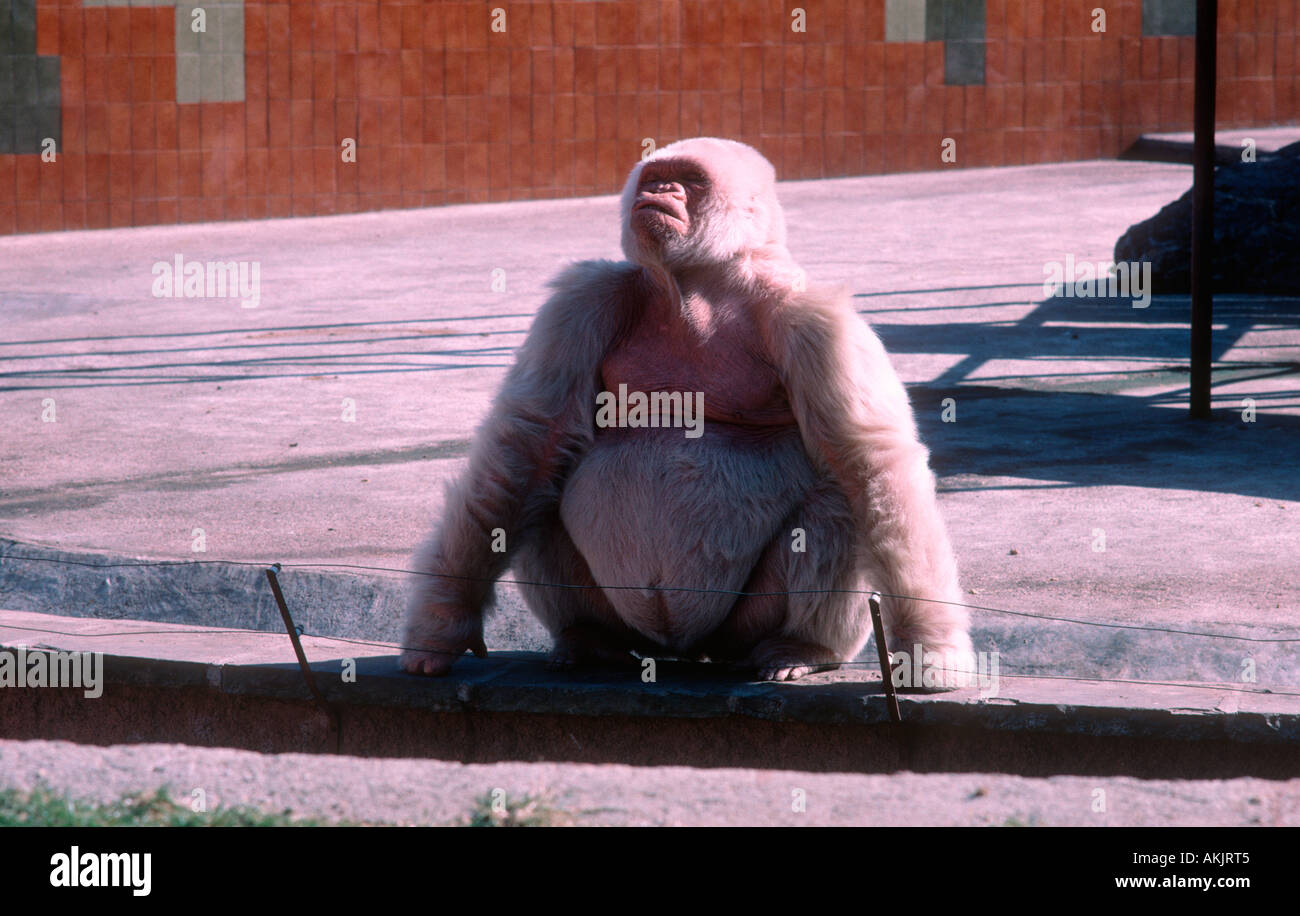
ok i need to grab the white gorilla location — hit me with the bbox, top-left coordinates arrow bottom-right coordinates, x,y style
400,137 -> 974,687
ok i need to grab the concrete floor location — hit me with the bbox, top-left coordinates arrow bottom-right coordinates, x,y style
1,157 -> 1295,651
2,154 -> 1298,826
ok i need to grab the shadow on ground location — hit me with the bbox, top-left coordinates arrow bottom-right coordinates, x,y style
866,289 -> 1300,502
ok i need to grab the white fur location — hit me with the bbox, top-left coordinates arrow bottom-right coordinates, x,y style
402,139 -> 973,687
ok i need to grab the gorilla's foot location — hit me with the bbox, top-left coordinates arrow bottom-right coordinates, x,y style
888,634 -> 976,693
748,638 -> 842,682
547,623 -> 639,669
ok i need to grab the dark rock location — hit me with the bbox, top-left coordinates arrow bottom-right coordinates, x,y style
1114,140 -> 1300,293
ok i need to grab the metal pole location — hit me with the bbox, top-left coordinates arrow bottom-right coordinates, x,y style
869,592 -> 902,723
1190,0 -> 1217,418
265,563 -> 340,751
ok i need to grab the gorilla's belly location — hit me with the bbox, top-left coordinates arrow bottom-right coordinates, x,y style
559,425 -> 815,651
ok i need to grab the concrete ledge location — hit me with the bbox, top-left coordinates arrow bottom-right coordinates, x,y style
1121,126 -> 1300,164
6,537 -> 1297,686
2,609 -> 1298,778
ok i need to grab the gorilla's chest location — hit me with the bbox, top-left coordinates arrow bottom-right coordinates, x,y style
599,314 -> 795,428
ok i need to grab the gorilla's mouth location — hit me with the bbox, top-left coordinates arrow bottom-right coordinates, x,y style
633,201 -> 686,225
634,200 -> 681,215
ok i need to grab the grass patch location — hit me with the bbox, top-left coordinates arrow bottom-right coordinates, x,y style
2,784 -> 575,827
0,785 -> 340,827
999,815 -> 1045,827
466,792 -> 570,827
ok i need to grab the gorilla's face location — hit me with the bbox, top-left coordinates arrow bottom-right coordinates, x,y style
619,138 -> 788,274
629,157 -> 709,250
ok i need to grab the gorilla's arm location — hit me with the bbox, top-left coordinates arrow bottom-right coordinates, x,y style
763,287 -> 972,666
401,260 -> 637,674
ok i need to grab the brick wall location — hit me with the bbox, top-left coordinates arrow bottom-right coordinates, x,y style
1,0 -> 1297,235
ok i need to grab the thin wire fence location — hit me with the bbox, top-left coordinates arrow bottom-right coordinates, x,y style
1,551 -> 1297,698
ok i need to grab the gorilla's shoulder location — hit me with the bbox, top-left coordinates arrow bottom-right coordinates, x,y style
529,261 -> 642,346
786,282 -> 853,311
771,282 -> 858,327
758,281 -> 884,357
547,259 -> 642,299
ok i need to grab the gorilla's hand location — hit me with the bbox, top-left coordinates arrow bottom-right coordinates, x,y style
889,637 -> 976,693
398,612 -> 487,677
